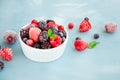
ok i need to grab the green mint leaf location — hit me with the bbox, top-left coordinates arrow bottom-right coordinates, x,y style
88,41 -> 100,49
50,34 -> 56,39
47,29 -> 52,37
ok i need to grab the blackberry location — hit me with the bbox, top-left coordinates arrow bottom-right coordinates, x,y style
20,29 -> 29,39
34,43 -> 41,49
0,61 -> 4,70
41,42 -> 51,49
76,37 -> 81,40
39,31 -> 48,42
46,19 -> 55,23
38,20 -> 46,31
84,17 -> 89,20
94,33 -> 100,39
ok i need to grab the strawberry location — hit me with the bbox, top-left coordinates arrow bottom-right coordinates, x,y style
0,47 -> 13,61
50,35 -> 62,47
79,17 -> 92,32
29,27 -> 41,42
74,39 -> 88,51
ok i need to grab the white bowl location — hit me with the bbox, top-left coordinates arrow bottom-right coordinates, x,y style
19,24 -> 68,62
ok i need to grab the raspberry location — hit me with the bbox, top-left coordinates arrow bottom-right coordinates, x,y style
50,35 -> 62,47
68,23 -> 74,29
47,22 -> 56,28
26,39 -> 34,47
29,27 -> 41,42
58,25 -> 64,30
74,39 -> 88,51
105,22 -> 117,33
79,17 -> 92,32
0,61 -> 4,70
0,47 -> 13,61
31,19 -> 38,27
3,30 -> 17,44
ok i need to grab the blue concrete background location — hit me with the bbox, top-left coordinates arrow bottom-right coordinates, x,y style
0,0 -> 120,80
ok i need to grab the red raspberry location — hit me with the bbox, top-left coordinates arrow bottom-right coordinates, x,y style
26,39 -> 34,47
105,22 -> 117,33
50,35 -> 62,47
0,47 -> 13,61
29,27 -> 41,42
68,23 -> 74,29
47,22 -> 56,28
74,39 -> 88,51
58,25 -> 64,30
79,18 -> 92,32
31,19 -> 39,28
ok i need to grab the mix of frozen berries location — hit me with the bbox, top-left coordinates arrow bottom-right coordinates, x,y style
20,19 -> 67,49
79,17 -> 92,32
0,47 -> 13,61
74,38 -> 88,51
3,30 -> 17,44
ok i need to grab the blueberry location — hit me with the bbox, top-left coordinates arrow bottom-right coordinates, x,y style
38,20 -> 46,31
34,43 -> 41,48
22,37 -> 28,43
62,37 -> 66,42
0,61 -> 4,71
39,31 -> 48,42
76,37 -> 81,40
48,27 -> 58,34
94,33 -> 100,39
58,31 -> 64,37
84,17 -> 89,20
46,20 -> 55,23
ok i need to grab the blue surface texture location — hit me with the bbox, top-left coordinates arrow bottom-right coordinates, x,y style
0,0 -> 120,80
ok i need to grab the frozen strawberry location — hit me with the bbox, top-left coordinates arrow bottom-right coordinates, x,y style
79,17 -> 92,32
29,27 -> 41,42
0,47 -> 13,61
58,25 -> 64,30
50,35 -> 62,47
74,39 -> 88,51
68,23 -> 74,29
105,22 -> 117,33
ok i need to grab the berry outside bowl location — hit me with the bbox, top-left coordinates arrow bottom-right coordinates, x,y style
19,24 -> 68,62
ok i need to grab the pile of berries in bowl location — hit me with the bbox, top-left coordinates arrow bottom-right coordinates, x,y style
19,19 -> 68,62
